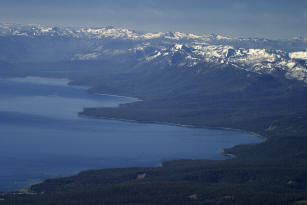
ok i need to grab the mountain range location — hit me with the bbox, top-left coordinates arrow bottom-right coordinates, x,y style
1,23 -> 307,83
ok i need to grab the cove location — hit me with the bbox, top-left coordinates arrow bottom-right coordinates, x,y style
0,77 -> 263,192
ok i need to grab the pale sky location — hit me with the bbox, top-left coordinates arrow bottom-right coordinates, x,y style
0,0 -> 306,39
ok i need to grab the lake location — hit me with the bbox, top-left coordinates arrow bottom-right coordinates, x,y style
0,77 -> 263,192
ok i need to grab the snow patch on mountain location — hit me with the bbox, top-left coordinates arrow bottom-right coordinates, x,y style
285,66 -> 307,82
164,32 -> 201,40
143,32 -> 164,39
81,28 -> 139,39
146,51 -> 162,61
193,45 -> 235,61
39,27 -> 53,33
72,53 -> 100,60
215,34 -> 232,40
289,51 -> 307,60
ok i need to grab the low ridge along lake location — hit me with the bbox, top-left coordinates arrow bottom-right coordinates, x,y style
0,77 -> 263,191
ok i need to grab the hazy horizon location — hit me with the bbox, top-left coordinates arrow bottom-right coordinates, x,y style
0,0 -> 306,39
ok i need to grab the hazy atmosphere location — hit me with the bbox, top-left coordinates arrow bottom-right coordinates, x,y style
0,0 -> 307,38
1,0 -> 307,204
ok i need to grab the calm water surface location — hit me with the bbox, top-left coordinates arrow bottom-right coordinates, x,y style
0,77 -> 263,191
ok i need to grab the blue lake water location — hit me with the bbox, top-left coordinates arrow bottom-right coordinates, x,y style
0,77 -> 263,192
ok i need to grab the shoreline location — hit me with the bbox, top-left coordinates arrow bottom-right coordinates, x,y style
78,110 -> 267,159
92,92 -> 142,102
78,111 -> 267,142
79,91 -> 267,142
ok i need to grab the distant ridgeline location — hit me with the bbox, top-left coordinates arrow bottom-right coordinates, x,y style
0,23 -> 307,205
